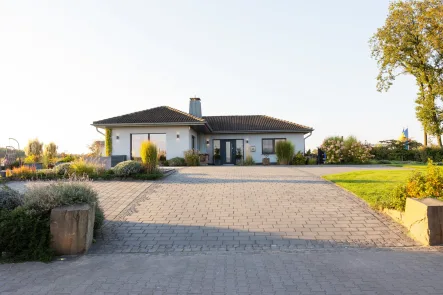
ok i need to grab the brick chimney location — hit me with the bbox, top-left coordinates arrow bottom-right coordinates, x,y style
189,97 -> 202,118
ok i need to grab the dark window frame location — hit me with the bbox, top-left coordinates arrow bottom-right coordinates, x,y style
261,138 -> 286,155
192,135 -> 195,150
130,133 -> 166,159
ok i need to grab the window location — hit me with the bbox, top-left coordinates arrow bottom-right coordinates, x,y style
213,139 -> 220,155
236,140 -> 244,159
131,133 -> 166,158
192,135 -> 195,149
262,138 -> 286,154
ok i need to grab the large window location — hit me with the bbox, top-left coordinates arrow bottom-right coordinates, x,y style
131,133 -> 166,158
262,138 -> 286,154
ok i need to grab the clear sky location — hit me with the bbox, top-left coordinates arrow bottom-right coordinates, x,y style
0,1 -> 422,154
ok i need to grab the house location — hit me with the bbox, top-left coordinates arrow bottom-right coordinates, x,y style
92,98 -> 313,164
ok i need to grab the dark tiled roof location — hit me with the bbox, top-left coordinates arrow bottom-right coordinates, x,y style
203,115 -> 313,132
93,106 -> 205,125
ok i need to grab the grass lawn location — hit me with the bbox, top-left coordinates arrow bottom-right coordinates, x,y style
322,168 -> 420,208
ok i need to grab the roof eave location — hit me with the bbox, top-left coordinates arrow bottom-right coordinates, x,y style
91,122 -> 207,128
210,129 -> 314,134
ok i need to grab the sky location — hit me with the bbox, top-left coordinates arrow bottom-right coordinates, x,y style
0,0 -> 423,154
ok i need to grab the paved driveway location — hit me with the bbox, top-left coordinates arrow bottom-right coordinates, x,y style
3,166 -> 443,295
91,166 -> 417,254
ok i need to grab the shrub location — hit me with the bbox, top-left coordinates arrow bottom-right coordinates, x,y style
275,141 -> 295,165
307,158 -> 317,165
184,149 -> 200,166
54,163 -> 72,175
6,166 -> 36,179
158,151 -> 167,162
24,139 -> 43,162
57,154 -> 75,163
243,155 -> 255,166
69,158 -> 103,177
168,157 -> 186,166
380,160 -> 443,211
112,160 -> 142,176
320,136 -> 372,164
140,141 -> 158,173
0,182 -> 104,262
0,186 -> 23,210
0,207 -> 53,262
24,155 -> 37,164
291,152 -> 306,165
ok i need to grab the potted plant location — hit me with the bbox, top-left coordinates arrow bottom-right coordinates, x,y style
235,148 -> 243,165
262,154 -> 270,165
214,148 -> 221,165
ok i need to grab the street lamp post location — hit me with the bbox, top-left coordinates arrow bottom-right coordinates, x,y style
8,138 -> 21,165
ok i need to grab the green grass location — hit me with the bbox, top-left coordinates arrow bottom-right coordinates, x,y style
323,169 -> 415,208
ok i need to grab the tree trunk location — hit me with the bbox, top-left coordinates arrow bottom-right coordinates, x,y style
424,130 -> 428,147
438,135 -> 442,148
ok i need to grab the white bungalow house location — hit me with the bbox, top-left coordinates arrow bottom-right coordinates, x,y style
92,98 -> 313,164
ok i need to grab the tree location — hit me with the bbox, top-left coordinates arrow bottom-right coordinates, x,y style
24,138 -> 43,162
370,0 -> 443,147
44,142 -> 58,159
88,140 -> 103,157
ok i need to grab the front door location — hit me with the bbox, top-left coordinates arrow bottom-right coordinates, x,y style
221,140 -> 236,164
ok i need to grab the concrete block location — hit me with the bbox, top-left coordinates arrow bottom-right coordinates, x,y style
50,203 -> 96,255
404,198 -> 443,246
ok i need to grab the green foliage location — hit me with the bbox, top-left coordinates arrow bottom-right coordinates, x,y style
44,142 -> 57,160
307,158 -> 317,165
321,136 -> 372,164
243,155 -> 255,166
0,182 -> 104,262
24,139 -> 43,162
57,154 -> 75,163
213,148 -> 221,160
291,152 -> 306,165
0,186 -> 24,210
184,150 -> 200,166
0,207 -> 53,262
69,159 -> 104,177
383,159 -> 443,211
105,129 -> 112,156
131,172 -> 163,180
168,157 -> 186,166
370,0 -> 443,145
275,141 -> 295,165
112,160 -> 142,176
54,163 -> 72,175
140,141 -> 158,173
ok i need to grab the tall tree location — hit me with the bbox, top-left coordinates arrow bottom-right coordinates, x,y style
370,0 -> 443,147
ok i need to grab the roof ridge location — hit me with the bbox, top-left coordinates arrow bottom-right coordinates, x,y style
263,115 -> 313,130
165,106 -> 206,122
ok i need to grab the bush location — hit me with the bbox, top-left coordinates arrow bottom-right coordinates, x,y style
321,136 -> 372,164
112,160 -> 142,176
0,182 -> 104,262
291,152 -> 306,165
168,157 -> 186,166
307,158 -> 317,165
6,166 -> 36,179
54,163 -> 72,175
275,141 -> 295,165
140,141 -> 158,173
380,160 -> 443,211
69,158 -> 103,177
184,149 -> 200,166
0,186 -> 23,210
57,155 -> 75,163
243,155 -> 255,166
0,207 -> 53,262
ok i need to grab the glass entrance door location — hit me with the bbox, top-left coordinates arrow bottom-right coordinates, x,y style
221,140 -> 236,164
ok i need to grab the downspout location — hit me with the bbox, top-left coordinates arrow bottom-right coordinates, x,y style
303,132 -> 312,154
96,127 -> 105,136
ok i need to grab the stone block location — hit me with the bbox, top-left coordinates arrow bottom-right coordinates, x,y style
50,203 -> 96,255
404,198 -> 443,246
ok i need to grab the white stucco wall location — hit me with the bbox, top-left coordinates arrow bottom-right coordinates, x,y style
203,133 -> 306,163
111,126 -> 192,159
